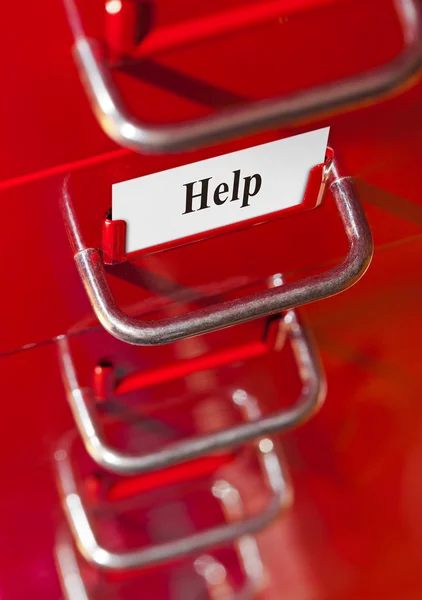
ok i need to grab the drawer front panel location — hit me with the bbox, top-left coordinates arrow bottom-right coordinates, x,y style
2,234 -> 422,597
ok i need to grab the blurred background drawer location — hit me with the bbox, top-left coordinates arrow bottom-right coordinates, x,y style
0,0 -> 407,185
1,230 -> 422,598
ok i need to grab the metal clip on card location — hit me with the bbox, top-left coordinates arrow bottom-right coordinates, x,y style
55,392 -> 292,571
62,157 -> 373,346
58,310 -> 325,476
64,0 -> 422,153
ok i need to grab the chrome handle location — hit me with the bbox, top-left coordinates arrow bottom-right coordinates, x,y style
55,532 -> 90,600
56,480 -> 265,597
63,164 -> 373,346
55,532 -> 259,600
68,0 -> 422,153
58,310 -> 325,476
56,393 -> 293,571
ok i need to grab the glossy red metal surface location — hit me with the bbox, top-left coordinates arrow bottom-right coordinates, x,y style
94,316 -> 281,397
2,0 -> 422,598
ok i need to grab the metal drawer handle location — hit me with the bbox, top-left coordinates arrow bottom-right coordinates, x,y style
56,394 -> 292,571
58,310 -> 325,476
63,163 -> 373,346
55,530 -> 260,600
65,0 -> 422,152
56,480 -> 265,596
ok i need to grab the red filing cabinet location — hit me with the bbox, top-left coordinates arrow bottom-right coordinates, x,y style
2,0 -> 422,599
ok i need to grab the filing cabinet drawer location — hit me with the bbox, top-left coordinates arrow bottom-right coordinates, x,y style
0,325 -> 295,599
0,142 -> 420,357
0,0 -> 117,184
2,232 -> 422,598
0,0 -> 406,187
70,0 -> 405,151
0,332 -> 269,598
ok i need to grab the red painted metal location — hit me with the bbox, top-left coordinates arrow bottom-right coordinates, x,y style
93,361 -> 116,401
127,0 -> 341,59
92,316 -> 282,397
2,0 -> 422,599
102,213 -> 127,265
85,452 -> 238,505
105,0 -> 148,62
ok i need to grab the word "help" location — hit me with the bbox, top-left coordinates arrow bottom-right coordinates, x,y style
183,170 -> 262,214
